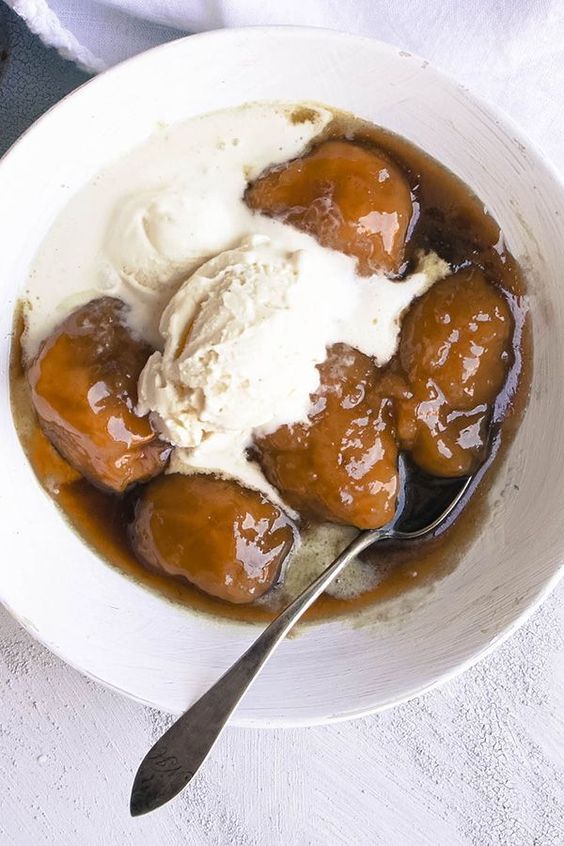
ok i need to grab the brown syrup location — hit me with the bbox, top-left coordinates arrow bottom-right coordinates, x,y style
9,107 -> 531,625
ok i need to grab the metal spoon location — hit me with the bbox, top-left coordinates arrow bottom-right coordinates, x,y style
130,455 -> 474,816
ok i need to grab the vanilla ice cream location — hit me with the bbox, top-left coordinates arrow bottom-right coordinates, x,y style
105,186 -> 236,292
21,102 -> 335,356
136,235 -> 352,503
137,235 -> 448,500
138,236 -> 353,442
22,101 -> 449,504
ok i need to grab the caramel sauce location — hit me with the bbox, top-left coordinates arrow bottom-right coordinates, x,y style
9,108 -> 531,625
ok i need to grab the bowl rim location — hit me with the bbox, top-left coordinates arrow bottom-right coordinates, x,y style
1,25 -> 563,726
2,565 -> 563,727
3,24 -> 564,188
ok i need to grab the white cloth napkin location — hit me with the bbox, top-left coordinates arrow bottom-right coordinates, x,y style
5,1 -> 564,167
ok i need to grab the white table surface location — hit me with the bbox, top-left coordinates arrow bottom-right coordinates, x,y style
1,6 -> 563,844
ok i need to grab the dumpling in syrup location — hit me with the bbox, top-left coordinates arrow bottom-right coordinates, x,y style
245,140 -> 414,275
130,474 -> 296,604
396,267 -> 514,476
256,344 -> 399,529
28,297 -> 170,493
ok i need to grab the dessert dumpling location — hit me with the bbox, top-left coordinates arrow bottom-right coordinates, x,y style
397,268 -> 514,476
256,344 -> 399,529
246,140 -> 414,275
399,267 -> 513,410
28,297 -> 170,493
397,400 -> 491,477
130,474 -> 296,604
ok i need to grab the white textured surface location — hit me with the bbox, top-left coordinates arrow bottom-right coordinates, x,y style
1,590 -> 562,844
4,27 -> 564,723
1,17 -> 564,846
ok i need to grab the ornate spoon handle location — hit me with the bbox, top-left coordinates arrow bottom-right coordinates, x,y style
130,527 -> 381,816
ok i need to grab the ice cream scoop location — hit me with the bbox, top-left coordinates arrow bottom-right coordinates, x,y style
138,235 -> 448,500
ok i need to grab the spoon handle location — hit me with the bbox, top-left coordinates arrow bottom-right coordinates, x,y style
130,527 -> 381,816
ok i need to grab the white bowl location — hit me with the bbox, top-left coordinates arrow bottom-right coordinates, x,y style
1,28 -> 563,726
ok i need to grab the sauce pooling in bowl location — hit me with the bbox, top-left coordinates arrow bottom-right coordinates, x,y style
11,103 -> 530,622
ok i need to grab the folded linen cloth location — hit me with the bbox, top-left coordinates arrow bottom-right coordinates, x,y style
5,0 -> 564,172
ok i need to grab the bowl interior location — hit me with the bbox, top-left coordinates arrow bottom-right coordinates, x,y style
1,28 -> 563,724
